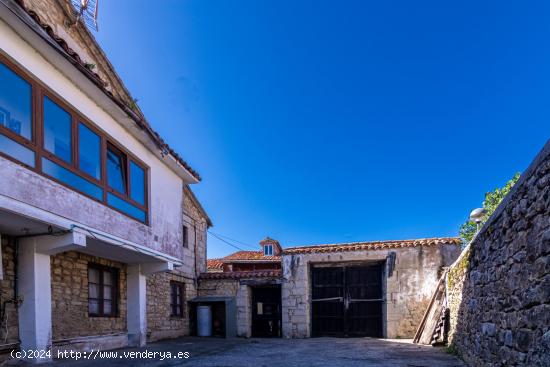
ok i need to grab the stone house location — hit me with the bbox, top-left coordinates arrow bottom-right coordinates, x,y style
200,237 -> 461,339
198,238 -> 283,338
0,0 -> 210,360
281,238 -> 461,339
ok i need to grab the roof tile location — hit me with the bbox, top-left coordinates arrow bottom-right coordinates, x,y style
200,270 -> 282,280
14,0 -> 200,181
206,259 -> 224,270
283,237 -> 461,255
222,251 -> 280,262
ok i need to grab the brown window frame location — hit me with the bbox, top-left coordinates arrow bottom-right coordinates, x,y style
170,281 -> 185,318
0,53 -> 149,224
88,263 -> 119,318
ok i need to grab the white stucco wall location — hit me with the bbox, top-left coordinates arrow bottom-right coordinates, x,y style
0,19 -> 185,258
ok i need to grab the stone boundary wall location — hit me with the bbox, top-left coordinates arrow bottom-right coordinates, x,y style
447,140 -> 550,366
281,244 -> 461,338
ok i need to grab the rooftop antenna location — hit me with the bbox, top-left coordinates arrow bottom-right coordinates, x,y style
71,0 -> 99,31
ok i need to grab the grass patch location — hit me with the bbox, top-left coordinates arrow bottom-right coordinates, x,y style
444,344 -> 460,356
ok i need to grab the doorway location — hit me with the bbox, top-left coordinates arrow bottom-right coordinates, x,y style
311,263 -> 384,337
251,286 -> 282,337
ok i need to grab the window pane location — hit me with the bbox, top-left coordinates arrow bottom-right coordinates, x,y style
103,285 -> 112,300
89,299 -> 99,314
0,63 -> 32,140
78,123 -> 101,180
103,300 -> 112,315
103,270 -> 113,286
42,158 -> 103,201
107,147 -> 126,193
89,284 -> 99,298
107,193 -> 146,222
130,161 -> 145,205
43,96 -> 72,163
0,134 -> 35,167
88,268 -> 100,283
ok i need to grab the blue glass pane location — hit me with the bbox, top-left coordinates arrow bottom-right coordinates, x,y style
107,193 -> 146,222
78,123 -> 101,180
42,158 -> 103,201
107,148 -> 126,193
0,63 -> 32,140
43,97 -> 72,163
0,134 -> 35,167
130,161 -> 145,205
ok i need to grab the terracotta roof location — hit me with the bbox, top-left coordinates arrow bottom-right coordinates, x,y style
283,237 -> 462,255
13,0 -> 200,181
206,259 -> 224,270
222,251 -> 280,262
200,270 -> 282,280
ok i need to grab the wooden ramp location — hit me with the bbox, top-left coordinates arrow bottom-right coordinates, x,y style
413,270 -> 449,345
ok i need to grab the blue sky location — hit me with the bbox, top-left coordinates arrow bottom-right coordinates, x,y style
96,1 -> 549,258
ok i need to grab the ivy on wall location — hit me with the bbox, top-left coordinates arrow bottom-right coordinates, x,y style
459,172 -> 521,244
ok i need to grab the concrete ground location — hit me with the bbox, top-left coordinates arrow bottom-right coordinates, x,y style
12,337 -> 466,367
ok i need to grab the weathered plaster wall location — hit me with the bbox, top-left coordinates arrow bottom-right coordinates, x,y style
0,236 -> 20,346
281,244 -> 461,338
447,141 -> 550,366
197,278 -> 251,337
0,18 -> 185,258
51,251 -> 127,340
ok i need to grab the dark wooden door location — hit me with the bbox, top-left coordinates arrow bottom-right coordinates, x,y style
311,264 -> 383,337
251,286 -> 281,337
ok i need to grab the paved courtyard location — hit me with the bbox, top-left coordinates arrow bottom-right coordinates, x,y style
15,337 -> 465,367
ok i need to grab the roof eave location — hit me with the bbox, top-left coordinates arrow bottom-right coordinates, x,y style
1,0 -> 200,183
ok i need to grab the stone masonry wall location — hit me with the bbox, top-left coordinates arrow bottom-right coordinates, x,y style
281,244 -> 461,338
146,271 -> 197,342
182,187 -> 209,277
197,278 -> 251,337
51,251 -> 127,340
145,187 -> 208,341
447,140 -> 550,366
0,236 -> 20,346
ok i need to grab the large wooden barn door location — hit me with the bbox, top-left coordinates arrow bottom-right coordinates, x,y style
311,264 -> 383,337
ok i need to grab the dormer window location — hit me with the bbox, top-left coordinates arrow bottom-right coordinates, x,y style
264,244 -> 273,256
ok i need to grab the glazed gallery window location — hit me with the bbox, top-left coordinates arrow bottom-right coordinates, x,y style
88,264 -> 118,317
107,145 -> 127,194
106,144 -> 147,222
0,58 -> 149,223
0,62 -> 32,139
78,122 -> 101,180
43,96 -> 72,163
0,62 -> 34,167
170,281 -> 184,317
